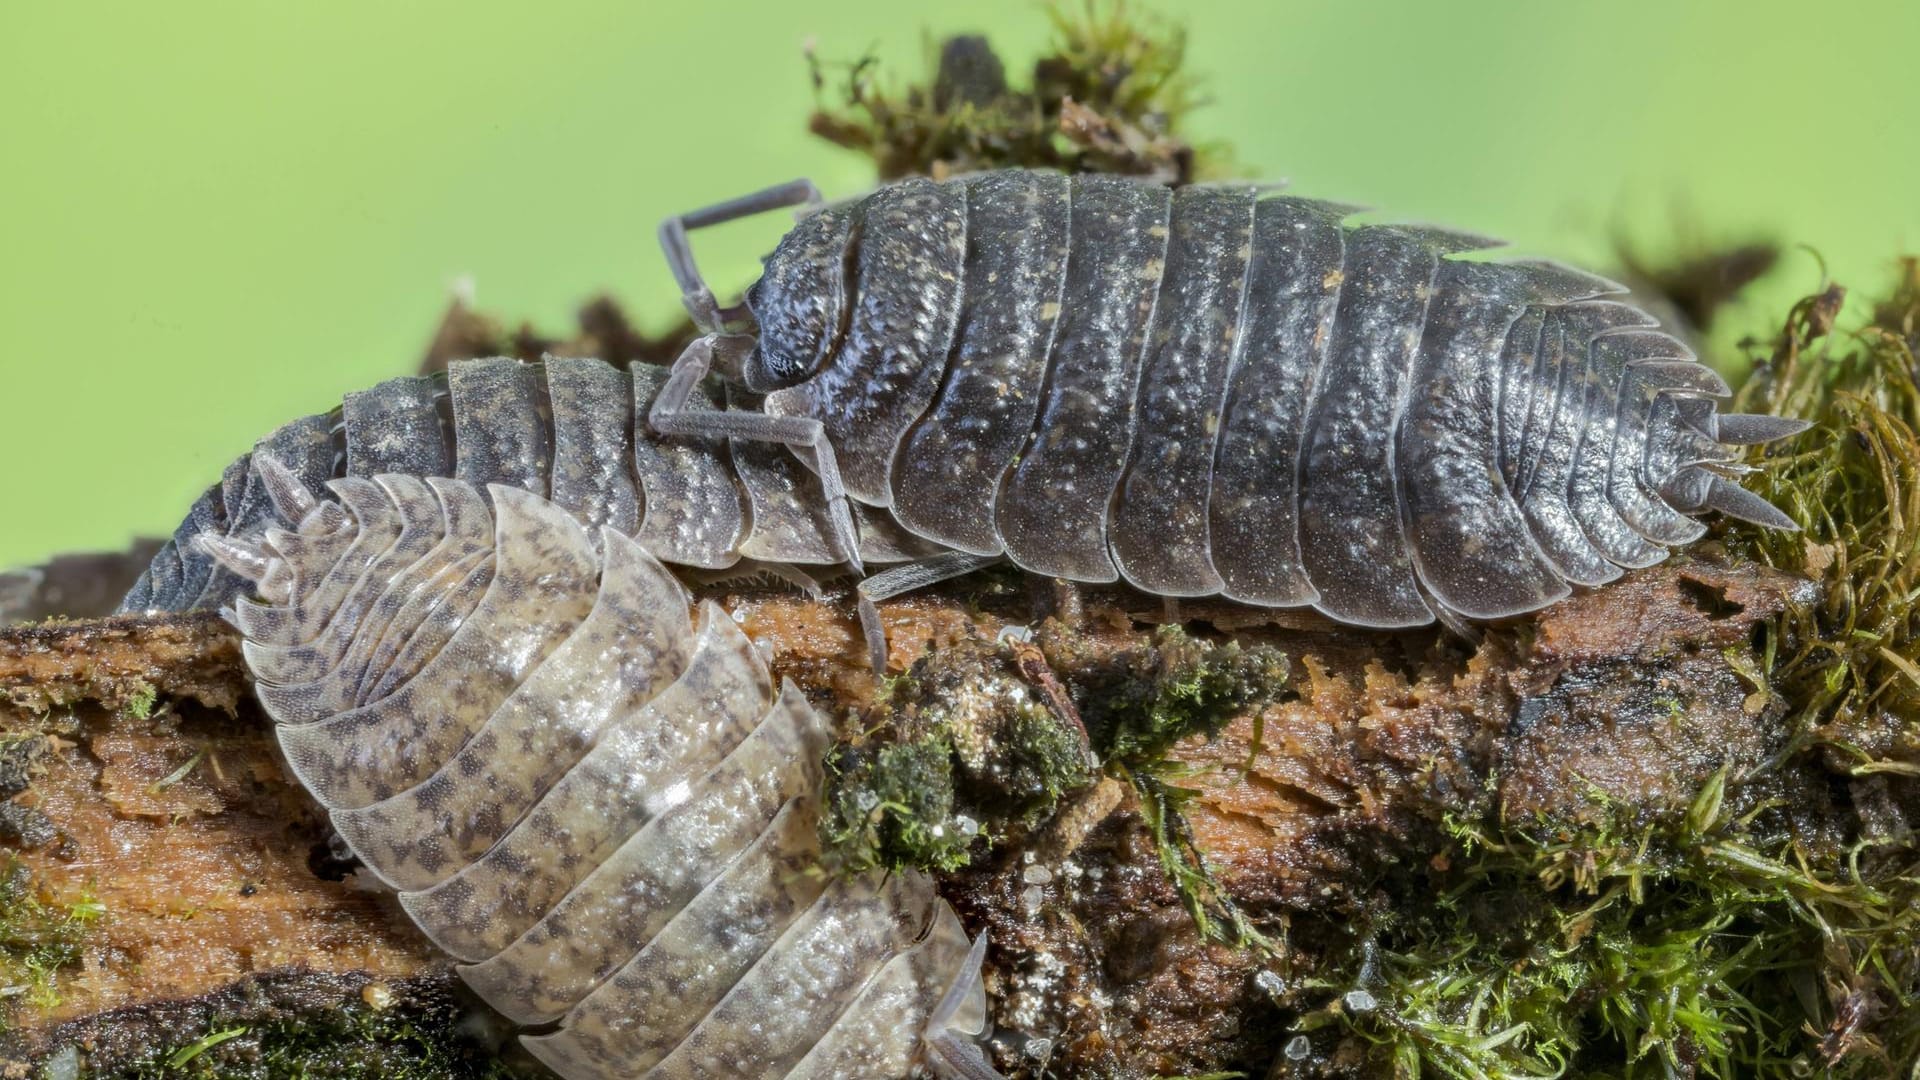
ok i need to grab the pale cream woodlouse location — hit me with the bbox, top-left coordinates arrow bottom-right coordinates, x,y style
201,462 -> 999,1079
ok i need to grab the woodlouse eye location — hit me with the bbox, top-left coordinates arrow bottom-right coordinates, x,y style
742,207 -> 856,391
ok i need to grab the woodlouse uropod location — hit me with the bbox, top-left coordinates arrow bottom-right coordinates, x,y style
198,465 -> 998,1079
128,168 -> 1807,665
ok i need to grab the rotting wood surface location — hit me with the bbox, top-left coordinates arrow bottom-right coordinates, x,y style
0,549 -> 1814,1076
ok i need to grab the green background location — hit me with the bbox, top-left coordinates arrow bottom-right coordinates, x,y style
3,0 -> 1916,569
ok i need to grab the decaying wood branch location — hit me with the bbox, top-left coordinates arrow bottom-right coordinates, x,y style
0,549 -> 1819,1076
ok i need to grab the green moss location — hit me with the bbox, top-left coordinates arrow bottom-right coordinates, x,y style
163,1028 -> 248,1069
1130,763 -> 1276,954
0,856 -> 100,1024
1284,780 -> 1919,1078
807,0 -> 1217,183
1002,702 -> 1096,811
1733,264 -> 1920,768
120,683 -> 157,722
817,626 -> 1284,910
819,634 -> 1097,876
822,734 -> 973,875
1075,626 -> 1289,951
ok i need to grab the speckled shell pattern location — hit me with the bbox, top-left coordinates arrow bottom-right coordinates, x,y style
214,473 -> 989,1079
125,168 -> 1792,632
748,170 -> 1780,627
118,355 -> 942,617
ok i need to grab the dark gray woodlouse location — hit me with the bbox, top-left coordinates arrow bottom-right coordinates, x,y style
199,465 -> 997,1079
652,169 -> 1805,648
126,169 -> 1805,651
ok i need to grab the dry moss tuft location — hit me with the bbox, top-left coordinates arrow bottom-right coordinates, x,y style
807,1 -> 1217,184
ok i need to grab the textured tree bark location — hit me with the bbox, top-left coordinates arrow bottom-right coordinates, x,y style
0,615 -> 463,1074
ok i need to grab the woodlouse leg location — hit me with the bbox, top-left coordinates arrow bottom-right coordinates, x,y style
854,552 -> 1003,673
1426,598 -> 1482,644
684,559 -> 828,601
650,336 -> 863,576
1023,575 -> 1087,632
657,179 -> 823,332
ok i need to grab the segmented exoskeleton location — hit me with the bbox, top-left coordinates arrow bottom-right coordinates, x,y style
127,169 -> 1805,663
651,171 -> 1807,644
120,355 -> 938,617
199,465 -> 996,1079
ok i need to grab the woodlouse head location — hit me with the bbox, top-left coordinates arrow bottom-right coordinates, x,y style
741,204 -> 858,392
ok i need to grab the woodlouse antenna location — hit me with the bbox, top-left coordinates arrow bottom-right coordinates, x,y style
658,177 -> 825,333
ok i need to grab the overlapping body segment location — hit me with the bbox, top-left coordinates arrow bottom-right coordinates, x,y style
1107,183 -> 1258,596
992,175 -> 1172,581
1394,257 -> 1614,618
132,168 -> 1806,641
1206,195 -> 1350,608
200,473 -> 996,1079
891,169 -> 1070,555
1294,224 -> 1494,627
764,177 -> 969,507
732,170 -> 1801,627
126,354 -> 871,617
